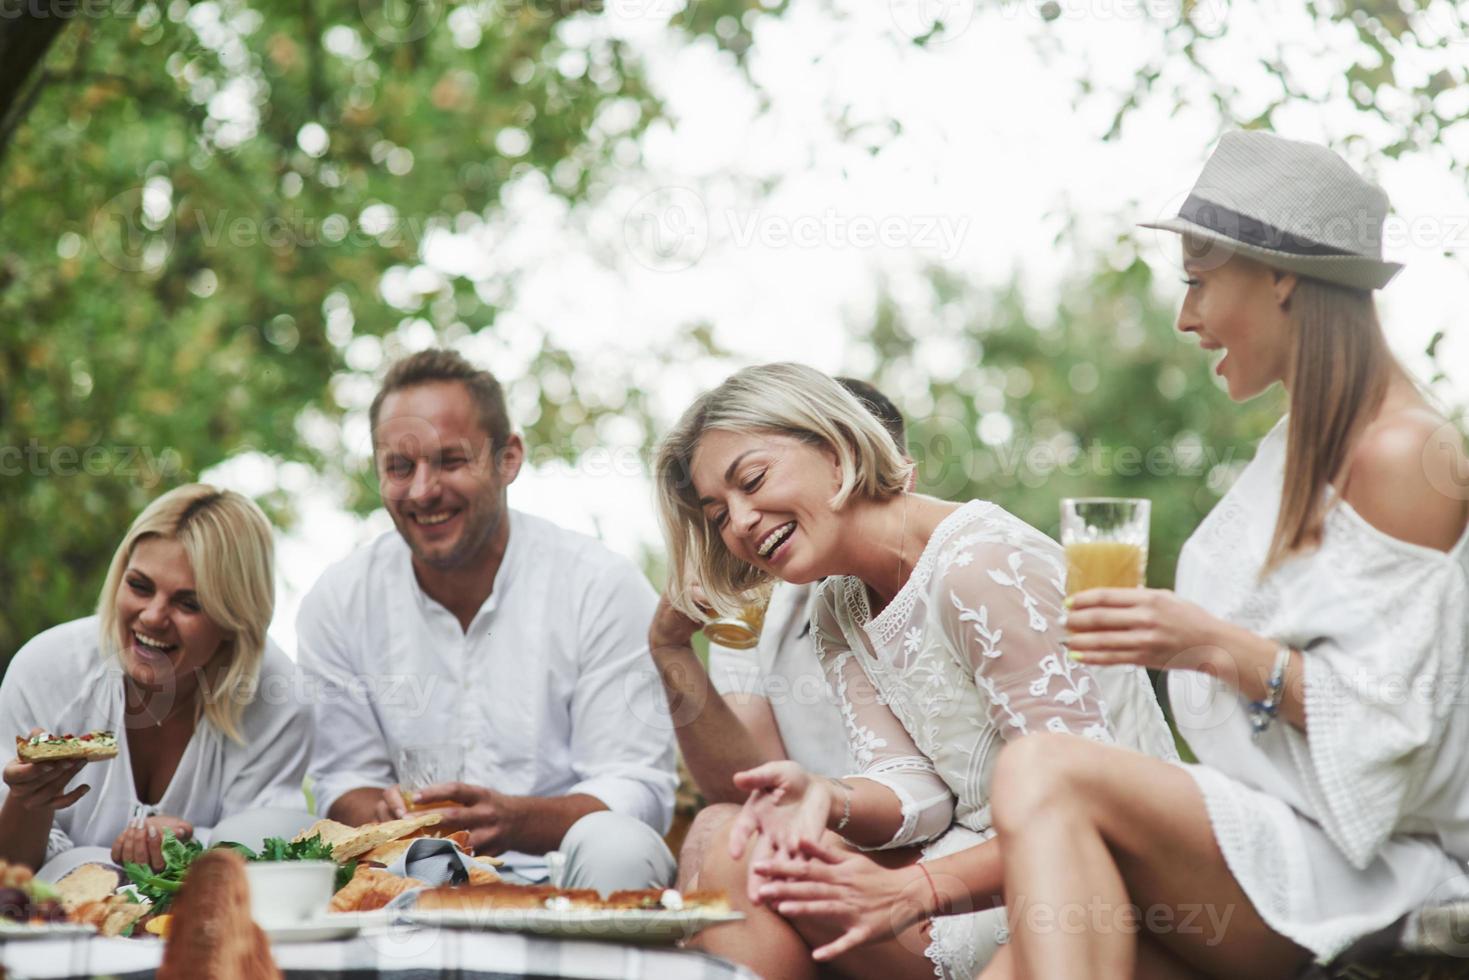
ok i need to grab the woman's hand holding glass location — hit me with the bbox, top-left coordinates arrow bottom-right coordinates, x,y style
1064,587 -> 1236,674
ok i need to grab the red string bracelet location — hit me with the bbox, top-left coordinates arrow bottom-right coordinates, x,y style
917,863 -> 942,917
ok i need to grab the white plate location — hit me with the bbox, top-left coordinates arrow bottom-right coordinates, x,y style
263,911 -> 391,943
0,920 -> 97,941
402,907 -> 744,943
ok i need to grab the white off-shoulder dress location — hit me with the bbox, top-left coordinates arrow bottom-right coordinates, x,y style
813,500 -> 1179,978
1170,418 -> 1469,963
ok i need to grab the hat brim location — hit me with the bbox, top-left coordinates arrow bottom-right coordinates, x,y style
1138,216 -> 1402,291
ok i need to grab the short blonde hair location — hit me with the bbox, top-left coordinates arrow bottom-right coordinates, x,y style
654,363 -> 913,617
96,484 -> 275,743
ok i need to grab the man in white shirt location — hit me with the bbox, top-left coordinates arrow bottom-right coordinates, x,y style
298,349 -> 678,891
646,379 -> 907,885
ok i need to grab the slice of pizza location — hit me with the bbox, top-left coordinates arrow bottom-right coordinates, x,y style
16,731 -> 118,763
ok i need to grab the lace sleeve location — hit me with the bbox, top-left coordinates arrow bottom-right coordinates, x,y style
810,580 -> 954,849
938,538 -> 1115,744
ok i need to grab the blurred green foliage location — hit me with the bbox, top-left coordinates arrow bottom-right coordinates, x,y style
2,0 -> 1467,677
0,0 -> 776,665
856,257 -> 1283,591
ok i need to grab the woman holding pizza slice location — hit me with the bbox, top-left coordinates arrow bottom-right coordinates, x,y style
0,484 -> 312,877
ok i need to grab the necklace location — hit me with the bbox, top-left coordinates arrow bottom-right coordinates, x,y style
896,492 -> 910,586
126,682 -> 196,728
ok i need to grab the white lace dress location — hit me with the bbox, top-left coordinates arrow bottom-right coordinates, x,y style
1170,418 -> 1469,963
813,500 -> 1179,978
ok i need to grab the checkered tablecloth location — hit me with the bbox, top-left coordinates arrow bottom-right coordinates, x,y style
0,926 -> 758,980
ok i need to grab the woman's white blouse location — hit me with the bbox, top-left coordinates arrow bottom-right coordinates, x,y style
0,617 -> 311,860
813,500 -> 1179,848
1171,417 -> 1469,960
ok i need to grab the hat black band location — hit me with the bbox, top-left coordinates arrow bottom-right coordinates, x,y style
1179,195 -> 1356,258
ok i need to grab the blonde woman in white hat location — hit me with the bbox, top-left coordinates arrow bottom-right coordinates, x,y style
0,484 -> 312,878
980,132 -> 1469,978
653,364 -> 1178,980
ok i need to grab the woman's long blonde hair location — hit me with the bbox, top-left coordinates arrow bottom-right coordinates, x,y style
1266,275 -> 1394,571
654,363 -> 913,617
96,484 -> 275,743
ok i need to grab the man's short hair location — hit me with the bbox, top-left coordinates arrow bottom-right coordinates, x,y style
834,377 -> 907,452
369,349 -> 512,450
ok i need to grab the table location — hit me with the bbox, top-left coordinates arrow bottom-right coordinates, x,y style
0,926 -> 758,980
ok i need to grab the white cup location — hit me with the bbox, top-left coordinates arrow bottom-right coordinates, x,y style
243,861 -> 335,928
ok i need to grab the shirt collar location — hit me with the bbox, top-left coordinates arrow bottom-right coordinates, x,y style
402,508 -> 523,628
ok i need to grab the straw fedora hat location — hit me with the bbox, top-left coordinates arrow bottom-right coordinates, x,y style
1140,131 -> 1402,290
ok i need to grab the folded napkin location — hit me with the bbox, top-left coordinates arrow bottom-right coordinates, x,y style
381,837 -> 482,885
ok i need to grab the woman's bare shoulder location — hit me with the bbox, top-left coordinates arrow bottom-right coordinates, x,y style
1342,406 -> 1468,552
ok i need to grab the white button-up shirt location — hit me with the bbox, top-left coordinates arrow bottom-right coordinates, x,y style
706,583 -> 852,778
296,510 -> 676,845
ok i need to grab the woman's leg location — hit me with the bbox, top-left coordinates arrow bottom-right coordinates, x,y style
676,802 -> 740,891
987,733 -> 1311,980
980,932 -> 1207,980
690,818 -> 944,980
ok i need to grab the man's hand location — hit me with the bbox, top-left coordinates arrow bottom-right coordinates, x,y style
373,785 -> 412,821
410,782 -> 526,855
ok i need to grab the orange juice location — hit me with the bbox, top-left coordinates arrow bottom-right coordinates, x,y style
703,593 -> 771,650
1065,541 -> 1145,595
403,792 -> 458,812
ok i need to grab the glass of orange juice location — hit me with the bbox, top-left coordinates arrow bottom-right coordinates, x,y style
702,583 -> 774,651
1060,498 -> 1150,595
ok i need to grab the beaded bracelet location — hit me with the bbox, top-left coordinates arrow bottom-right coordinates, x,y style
1248,645 -> 1294,738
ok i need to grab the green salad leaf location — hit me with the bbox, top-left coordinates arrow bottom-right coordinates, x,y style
122,831 -> 355,912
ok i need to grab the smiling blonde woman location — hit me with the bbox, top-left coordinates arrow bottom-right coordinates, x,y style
654,363 -> 1178,980
0,484 -> 312,878
985,132 -> 1469,980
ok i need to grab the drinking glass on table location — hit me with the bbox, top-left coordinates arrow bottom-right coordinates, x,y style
1059,498 -> 1150,594
701,583 -> 774,651
395,741 -> 468,811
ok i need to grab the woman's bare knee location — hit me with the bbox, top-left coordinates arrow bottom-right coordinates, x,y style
991,732 -> 1097,837
677,803 -> 741,890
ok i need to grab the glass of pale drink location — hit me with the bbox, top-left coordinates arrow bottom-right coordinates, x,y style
702,583 -> 774,651
1059,498 -> 1150,595
396,742 -> 468,811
